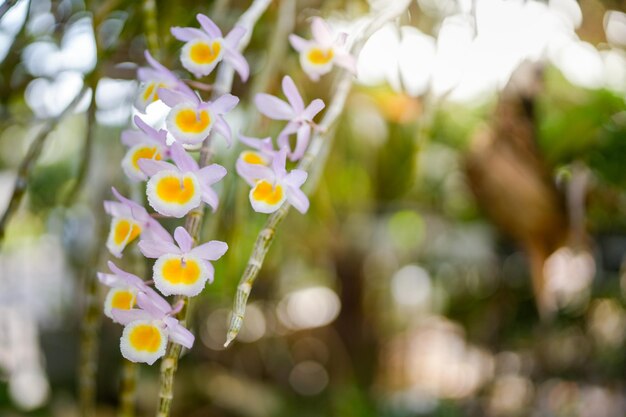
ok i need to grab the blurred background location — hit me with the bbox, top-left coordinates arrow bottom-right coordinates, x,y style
0,0 -> 625,416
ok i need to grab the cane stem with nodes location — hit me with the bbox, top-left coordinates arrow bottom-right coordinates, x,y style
154,1 -> 273,416
224,0 -> 413,347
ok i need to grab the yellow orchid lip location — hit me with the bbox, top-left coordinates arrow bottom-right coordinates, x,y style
241,151 -> 268,166
104,287 -> 137,320
120,320 -> 168,364
174,108 -> 212,134
189,39 -> 223,65
155,174 -> 197,205
252,180 -> 284,205
129,323 -> 163,353
147,171 -> 202,218
107,217 -> 142,256
131,146 -> 161,170
306,47 -> 334,66
153,254 -> 210,296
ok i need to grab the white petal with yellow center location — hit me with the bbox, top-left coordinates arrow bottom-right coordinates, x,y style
249,179 -> 286,213
122,144 -> 163,181
104,287 -> 137,320
106,217 -> 142,257
153,253 -> 209,297
120,320 -> 168,365
146,170 -> 201,218
181,38 -> 224,77
166,104 -> 214,145
239,150 -> 270,166
301,44 -> 335,77
135,81 -> 166,112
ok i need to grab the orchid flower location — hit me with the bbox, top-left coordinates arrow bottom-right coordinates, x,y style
244,147 -> 309,214
171,13 -> 249,80
135,50 -> 189,113
255,76 -> 325,161
112,291 -> 194,365
159,85 -> 238,146
139,142 -> 226,218
120,116 -> 170,181
235,133 -> 277,184
289,17 -> 356,81
97,261 -> 162,322
104,187 -> 173,257
139,226 -> 228,297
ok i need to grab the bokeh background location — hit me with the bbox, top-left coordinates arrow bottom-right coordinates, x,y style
1,0 -> 626,416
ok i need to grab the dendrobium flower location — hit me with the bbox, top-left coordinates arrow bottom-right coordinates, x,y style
120,116 -> 170,181
255,76 -> 325,161
235,133 -> 277,184
171,13 -> 249,81
97,261 -> 162,322
289,17 -> 356,81
104,187 -> 173,257
139,226 -> 228,297
135,50 -> 189,113
244,147 -> 310,214
112,291 -> 194,365
139,142 -> 227,218
159,85 -> 238,146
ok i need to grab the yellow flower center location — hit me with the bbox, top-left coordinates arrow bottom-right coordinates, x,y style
307,47 -> 334,65
161,257 -> 202,285
142,82 -> 164,102
252,180 -> 284,205
129,324 -> 162,352
132,146 -> 161,170
190,40 -> 222,64
175,108 -> 211,133
242,151 -> 266,165
113,219 -> 142,246
155,175 -> 197,204
111,289 -> 135,310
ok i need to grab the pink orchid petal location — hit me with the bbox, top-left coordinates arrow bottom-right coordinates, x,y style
136,291 -> 170,318
144,50 -> 168,74
138,238 -> 180,258
196,13 -> 222,38
236,160 -> 274,186
272,147 -> 288,179
103,201 -> 131,218
138,159 -> 178,177
170,142 -> 199,173
107,261 -> 144,288
285,169 -> 308,188
189,240 -> 228,261
158,88 -> 193,107
111,308 -> 152,325
254,94 -> 294,120
163,317 -> 195,349
143,218 -> 175,244
201,187 -> 219,211
286,185 -> 310,214
211,94 -> 239,114
197,164 -> 227,185
303,98 -> 325,120
170,26 -> 207,42
291,124 -> 311,161
334,52 -> 357,74
97,272 -> 123,288
120,130 -> 145,147
225,26 -> 246,48
223,48 -> 249,81
238,133 -> 271,151
281,76 -> 304,113
289,34 -> 309,52
311,17 -> 334,46
213,116 -> 232,146
173,227 -> 194,253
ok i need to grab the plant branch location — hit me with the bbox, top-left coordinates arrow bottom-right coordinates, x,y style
224,0 -> 413,347
0,86 -> 88,243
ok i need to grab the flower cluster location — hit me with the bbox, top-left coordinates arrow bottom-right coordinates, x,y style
101,13 -> 356,363
100,13 -> 240,364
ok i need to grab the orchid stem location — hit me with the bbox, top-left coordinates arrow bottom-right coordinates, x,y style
224,0 -> 414,347
154,1 -> 273,416
142,0 -> 160,58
